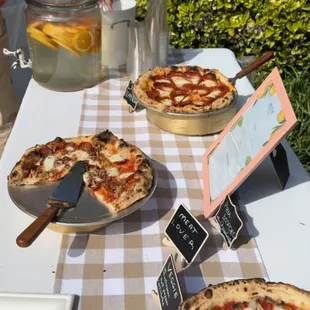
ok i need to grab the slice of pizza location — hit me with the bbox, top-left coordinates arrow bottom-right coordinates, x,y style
133,65 -> 237,114
82,131 -> 153,213
178,278 -> 310,310
8,130 -> 153,213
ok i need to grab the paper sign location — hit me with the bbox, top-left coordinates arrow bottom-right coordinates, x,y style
203,67 -> 297,218
122,80 -> 139,112
165,204 -> 209,264
214,195 -> 243,248
156,255 -> 183,310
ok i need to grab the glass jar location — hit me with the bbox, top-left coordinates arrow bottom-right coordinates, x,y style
25,0 -> 102,92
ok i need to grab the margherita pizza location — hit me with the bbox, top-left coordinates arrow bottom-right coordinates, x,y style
178,278 -> 310,310
133,65 -> 237,113
8,130 -> 153,213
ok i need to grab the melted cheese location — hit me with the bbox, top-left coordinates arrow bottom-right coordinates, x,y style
186,76 -> 200,85
120,172 -> 134,179
65,146 -> 74,152
106,167 -> 119,177
161,98 -> 173,106
196,89 -> 208,95
83,172 -> 91,185
207,89 -> 222,98
199,79 -> 217,87
157,87 -> 173,98
170,76 -> 190,87
67,150 -> 98,166
155,78 -> 171,84
174,95 -> 185,103
43,155 -> 57,172
108,149 -> 129,163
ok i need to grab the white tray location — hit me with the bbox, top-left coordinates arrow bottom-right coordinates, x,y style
0,293 -> 74,310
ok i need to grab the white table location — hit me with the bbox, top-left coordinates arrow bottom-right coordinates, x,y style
0,49 -> 310,294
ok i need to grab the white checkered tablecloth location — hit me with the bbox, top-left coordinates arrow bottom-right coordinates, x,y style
54,49 -> 268,310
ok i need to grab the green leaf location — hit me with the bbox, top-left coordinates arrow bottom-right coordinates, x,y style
237,117 -> 244,127
265,27 -> 274,38
245,156 -> 252,166
228,28 -> 235,36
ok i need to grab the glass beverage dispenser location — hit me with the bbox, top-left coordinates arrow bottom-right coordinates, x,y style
23,0 -> 101,91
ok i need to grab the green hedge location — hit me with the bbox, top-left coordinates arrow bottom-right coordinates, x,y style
137,0 -> 310,75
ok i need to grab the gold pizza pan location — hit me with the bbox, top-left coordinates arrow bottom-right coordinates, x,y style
8,160 -> 158,234
135,94 -> 237,136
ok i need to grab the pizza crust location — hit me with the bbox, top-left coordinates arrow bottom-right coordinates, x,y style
133,66 -> 237,114
178,278 -> 310,310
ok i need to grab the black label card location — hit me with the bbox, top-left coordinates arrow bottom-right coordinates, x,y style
165,204 -> 209,264
123,80 -> 139,112
214,195 -> 243,249
156,255 -> 183,310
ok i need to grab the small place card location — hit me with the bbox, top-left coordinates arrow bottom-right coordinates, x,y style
156,255 -> 183,310
122,80 -> 139,112
203,67 -> 297,218
165,204 -> 209,265
212,195 -> 243,249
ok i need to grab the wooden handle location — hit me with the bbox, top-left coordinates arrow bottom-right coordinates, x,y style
16,206 -> 59,248
235,51 -> 274,80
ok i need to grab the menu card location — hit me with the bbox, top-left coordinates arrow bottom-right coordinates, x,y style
203,68 -> 297,218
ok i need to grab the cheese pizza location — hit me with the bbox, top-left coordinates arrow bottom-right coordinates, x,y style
178,278 -> 310,310
133,65 -> 237,113
8,130 -> 153,213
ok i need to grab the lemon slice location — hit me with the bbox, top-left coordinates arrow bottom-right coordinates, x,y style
29,33 -> 59,51
51,38 -> 80,57
62,26 -> 80,34
27,21 -> 43,30
27,26 -> 46,36
72,30 -> 94,52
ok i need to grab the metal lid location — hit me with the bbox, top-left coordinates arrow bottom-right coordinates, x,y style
26,0 -> 97,8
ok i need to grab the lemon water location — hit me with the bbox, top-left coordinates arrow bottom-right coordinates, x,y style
28,36 -> 101,92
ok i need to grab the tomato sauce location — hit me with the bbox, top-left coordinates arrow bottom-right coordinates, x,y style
212,301 -> 249,310
148,70 -> 230,108
258,299 -> 275,310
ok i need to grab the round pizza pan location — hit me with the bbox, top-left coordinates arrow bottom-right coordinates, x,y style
133,89 -> 238,136
8,161 -> 158,234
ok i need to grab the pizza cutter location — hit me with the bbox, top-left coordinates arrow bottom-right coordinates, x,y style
16,161 -> 88,248
229,51 -> 274,85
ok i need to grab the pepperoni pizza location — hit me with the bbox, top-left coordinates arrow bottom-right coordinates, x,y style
8,130 -> 153,213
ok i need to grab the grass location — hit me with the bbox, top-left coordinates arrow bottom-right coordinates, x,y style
255,66 -> 310,174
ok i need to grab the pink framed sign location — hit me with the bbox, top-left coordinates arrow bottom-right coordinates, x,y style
203,67 -> 297,218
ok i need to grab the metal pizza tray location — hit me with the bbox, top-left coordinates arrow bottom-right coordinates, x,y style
132,84 -> 238,136
8,161 -> 158,234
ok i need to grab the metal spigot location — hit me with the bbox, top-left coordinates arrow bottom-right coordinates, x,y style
3,48 -> 32,69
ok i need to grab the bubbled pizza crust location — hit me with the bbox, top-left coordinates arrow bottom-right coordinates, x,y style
133,66 -> 237,114
178,278 -> 310,310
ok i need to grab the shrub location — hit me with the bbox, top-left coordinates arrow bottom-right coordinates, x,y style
136,0 -> 310,75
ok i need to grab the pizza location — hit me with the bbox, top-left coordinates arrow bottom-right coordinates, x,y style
133,65 -> 237,113
178,278 -> 310,310
8,130 -> 153,213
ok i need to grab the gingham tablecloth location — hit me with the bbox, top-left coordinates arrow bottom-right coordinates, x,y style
54,49 -> 268,310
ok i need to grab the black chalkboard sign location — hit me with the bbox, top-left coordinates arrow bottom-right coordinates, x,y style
123,80 -> 139,111
156,255 -> 183,310
165,204 -> 209,264
214,195 -> 243,248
